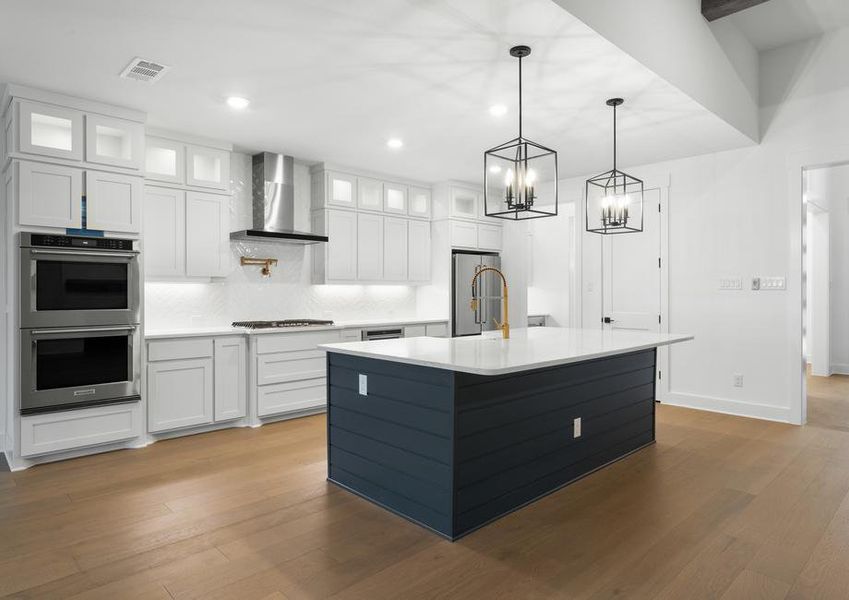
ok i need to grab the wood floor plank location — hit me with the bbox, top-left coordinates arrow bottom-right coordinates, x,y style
720,569 -> 791,600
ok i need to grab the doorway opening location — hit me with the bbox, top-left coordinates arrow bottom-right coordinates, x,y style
803,163 -> 849,431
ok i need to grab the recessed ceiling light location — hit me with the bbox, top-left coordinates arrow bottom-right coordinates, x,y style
489,104 -> 508,117
387,138 -> 403,149
226,96 -> 250,110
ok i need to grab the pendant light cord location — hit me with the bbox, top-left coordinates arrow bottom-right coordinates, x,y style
518,54 -> 523,140
612,102 -> 617,172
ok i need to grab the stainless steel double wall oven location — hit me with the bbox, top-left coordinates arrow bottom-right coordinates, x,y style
19,233 -> 141,414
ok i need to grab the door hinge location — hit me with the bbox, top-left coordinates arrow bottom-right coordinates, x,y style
658,257 -> 661,269
658,203 -> 661,213
658,370 -> 662,380
658,314 -> 662,324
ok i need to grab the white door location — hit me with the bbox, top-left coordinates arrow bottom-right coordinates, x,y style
357,213 -> 384,281
408,187 -> 431,218
383,217 -> 408,281
85,171 -> 142,233
145,137 -> 185,184
148,358 -> 214,432
143,186 -> 185,277
185,192 -> 229,277
383,183 -> 408,215
18,100 -> 84,161
408,220 -> 431,282
327,172 -> 357,209
602,187 -> 662,332
214,337 -> 247,422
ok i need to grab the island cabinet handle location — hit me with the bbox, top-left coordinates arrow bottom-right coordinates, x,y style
603,316 -> 615,324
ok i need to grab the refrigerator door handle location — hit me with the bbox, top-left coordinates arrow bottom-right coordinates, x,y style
473,265 -> 482,324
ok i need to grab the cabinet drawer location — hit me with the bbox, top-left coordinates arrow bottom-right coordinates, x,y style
147,338 -> 214,361
257,350 -> 326,385
257,379 -> 327,417
20,402 -> 140,457
255,330 -> 340,354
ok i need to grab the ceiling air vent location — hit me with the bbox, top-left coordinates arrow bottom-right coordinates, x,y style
119,57 -> 170,83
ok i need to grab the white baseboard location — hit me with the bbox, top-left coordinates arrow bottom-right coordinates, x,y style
830,363 -> 849,375
664,392 -> 795,424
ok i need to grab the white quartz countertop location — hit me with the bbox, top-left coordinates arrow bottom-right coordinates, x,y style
144,318 -> 449,340
319,327 -> 693,375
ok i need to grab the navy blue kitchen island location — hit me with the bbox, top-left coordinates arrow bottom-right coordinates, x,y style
320,327 -> 692,540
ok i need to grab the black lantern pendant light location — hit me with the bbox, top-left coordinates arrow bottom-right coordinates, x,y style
585,98 -> 644,234
484,45 -> 558,220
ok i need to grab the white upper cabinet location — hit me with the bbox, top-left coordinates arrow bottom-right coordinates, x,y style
383,217 -> 408,281
18,101 -> 84,161
185,192 -> 230,277
326,209 -> 358,280
357,177 -> 383,211
477,223 -> 503,251
85,171 -> 142,233
449,220 -> 477,249
383,183 -> 408,215
84,114 -> 144,170
450,186 -> 479,220
143,186 -> 185,278
408,219 -> 431,282
186,144 -> 230,191
357,213 -> 384,281
327,171 -> 357,208
408,186 -> 431,219
15,161 -> 82,229
144,137 -> 185,184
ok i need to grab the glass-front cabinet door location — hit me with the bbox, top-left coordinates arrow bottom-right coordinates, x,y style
357,177 -> 383,211
145,137 -> 185,184
186,144 -> 230,191
450,186 -> 478,220
383,183 -> 408,215
85,115 -> 144,170
17,100 -> 84,161
408,186 -> 431,218
327,172 -> 357,208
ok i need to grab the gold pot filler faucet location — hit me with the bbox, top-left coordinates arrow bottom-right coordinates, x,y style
470,267 -> 510,339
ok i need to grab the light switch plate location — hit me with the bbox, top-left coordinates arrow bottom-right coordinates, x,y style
573,417 -> 582,438
358,374 -> 368,396
760,277 -> 786,290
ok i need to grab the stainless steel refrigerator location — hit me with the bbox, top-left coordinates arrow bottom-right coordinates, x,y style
452,251 -> 502,337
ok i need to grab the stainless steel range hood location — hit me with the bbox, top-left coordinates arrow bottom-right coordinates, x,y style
229,153 -> 328,244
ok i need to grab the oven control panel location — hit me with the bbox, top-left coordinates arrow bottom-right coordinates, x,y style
27,234 -> 135,251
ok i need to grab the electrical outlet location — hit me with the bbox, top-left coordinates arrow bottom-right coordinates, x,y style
573,417 -> 582,438
733,374 -> 744,388
760,277 -> 786,290
358,374 -> 368,396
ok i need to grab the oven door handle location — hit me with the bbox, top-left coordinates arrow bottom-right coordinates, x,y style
30,326 -> 137,337
30,249 -> 139,258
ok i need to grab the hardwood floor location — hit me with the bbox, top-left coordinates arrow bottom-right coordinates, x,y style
2,405 -> 849,599
807,372 -> 849,432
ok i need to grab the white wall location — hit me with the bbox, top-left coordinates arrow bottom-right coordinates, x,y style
528,27 -> 849,424
144,153 -> 421,330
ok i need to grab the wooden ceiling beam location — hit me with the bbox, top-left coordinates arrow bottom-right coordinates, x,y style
702,0 -> 771,21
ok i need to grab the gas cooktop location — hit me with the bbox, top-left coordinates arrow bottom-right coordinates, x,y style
232,319 -> 335,330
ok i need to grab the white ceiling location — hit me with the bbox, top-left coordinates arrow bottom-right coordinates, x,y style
0,0 -> 753,183
723,0 -> 849,51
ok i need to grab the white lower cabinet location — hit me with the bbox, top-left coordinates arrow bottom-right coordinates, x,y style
147,336 -> 246,433
213,337 -> 247,421
20,402 -> 141,457
254,330 -> 340,418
